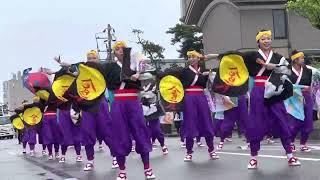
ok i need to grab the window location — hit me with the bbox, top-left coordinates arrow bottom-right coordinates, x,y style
272,9 -> 288,39
0,116 -> 10,125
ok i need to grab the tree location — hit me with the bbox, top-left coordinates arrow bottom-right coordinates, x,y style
132,29 -> 165,71
166,22 -> 203,59
287,0 -> 320,29
132,29 -> 165,62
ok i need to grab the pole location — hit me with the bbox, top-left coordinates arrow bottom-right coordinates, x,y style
107,24 -> 113,61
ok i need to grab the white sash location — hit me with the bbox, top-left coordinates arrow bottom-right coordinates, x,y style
117,61 -> 126,90
189,65 -> 201,86
292,66 -> 304,85
257,49 -> 273,76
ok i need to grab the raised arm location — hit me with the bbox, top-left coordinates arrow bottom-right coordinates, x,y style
202,53 -> 219,61
54,56 -> 72,68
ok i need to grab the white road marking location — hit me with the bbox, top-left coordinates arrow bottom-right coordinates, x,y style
217,151 -> 320,162
6,150 -> 20,156
308,146 -> 320,150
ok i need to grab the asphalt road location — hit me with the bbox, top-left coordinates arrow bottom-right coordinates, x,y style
1,137 -> 320,180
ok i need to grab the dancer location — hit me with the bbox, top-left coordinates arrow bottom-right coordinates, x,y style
56,50 -> 118,171
146,119 -> 168,155
215,95 -> 248,150
20,99 -> 37,157
287,50 -> 314,153
245,30 -> 300,169
180,50 -> 218,162
108,41 -> 155,180
41,97 -> 61,160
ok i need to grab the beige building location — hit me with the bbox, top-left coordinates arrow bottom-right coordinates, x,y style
181,0 -> 320,60
3,71 -> 34,111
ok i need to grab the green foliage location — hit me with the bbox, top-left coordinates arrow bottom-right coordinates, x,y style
287,0 -> 320,29
166,22 -> 203,59
132,29 -> 165,60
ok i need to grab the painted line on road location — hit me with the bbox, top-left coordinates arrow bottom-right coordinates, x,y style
217,151 -> 320,162
7,151 -> 19,156
260,145 -> 320,147
260,148 -> 320,151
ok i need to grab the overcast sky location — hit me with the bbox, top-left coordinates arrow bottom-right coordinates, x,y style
0,0 -> 181,102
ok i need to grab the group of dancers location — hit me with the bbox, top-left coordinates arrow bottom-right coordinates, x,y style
11,29 -> 318,180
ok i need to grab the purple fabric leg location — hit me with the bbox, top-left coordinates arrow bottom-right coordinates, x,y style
250,141 -> 260,156
29,144 -> 35,151
54,143 -> 59,153
186,137 -> 194,154
98,139 -> 103,145
302,92 -> 314,134
110,99 -> 152,157
246,87 -> 270,142
42,145 -> 46,151
85,145 -> 94,161
23,142 -> 27,149
74,143 -> 81,155
280,137 -> 293,154
182,93 -> 214,138
205,136 -> 214,152
140,153 -> 150,169
157,137 -> 165,147
238,96 -> 248,134
151,137 -> 156,144
180,136 -> 184,143
221,96 -> 248,139
219,108 -> 237,141
47,144 -> 53,155
300,132 -> 309,145
288,92 -> 314,145
42,115 -> 62,145
213,119 -> 222,139
61,145 -> 68,155
22,127 -> 37,145
58,110 -> 82,146
148,119 -> 165,147
196,136 -> 201,143
80,98 -> 112,148
247,86 -> 292,156
116,156 -> 126,170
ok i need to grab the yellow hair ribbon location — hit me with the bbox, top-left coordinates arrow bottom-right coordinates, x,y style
291,52 -> 304,61
256,30 -> 272,42
187,50 -> 202,58
112,41 -> 127,50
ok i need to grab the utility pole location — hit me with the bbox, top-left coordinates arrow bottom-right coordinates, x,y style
107,24 -> 113,61
95,24 -> 116,61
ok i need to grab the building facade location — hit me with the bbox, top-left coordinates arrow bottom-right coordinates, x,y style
3,71 -> 33,111
181,0 -> 320,59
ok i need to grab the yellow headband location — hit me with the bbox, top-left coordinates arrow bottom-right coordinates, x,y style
291,52 -> 304,61
86,50 -> 98,57
256,30 -> 272,42
187,50 -> 202,58
112,41 -> 127,50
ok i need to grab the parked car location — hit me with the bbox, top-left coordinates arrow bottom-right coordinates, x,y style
0,115 -> 15,140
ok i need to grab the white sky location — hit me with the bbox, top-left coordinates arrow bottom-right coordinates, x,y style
0,0 -> 182,102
